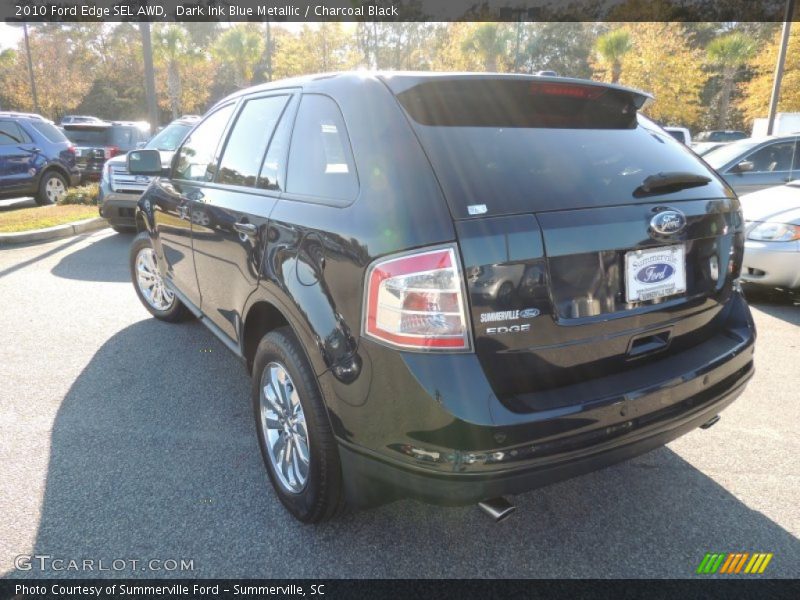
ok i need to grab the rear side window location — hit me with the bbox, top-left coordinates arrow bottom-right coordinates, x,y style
397,79 -> 719,216
174,104 -> 235,182
0,121 -> 31,144
286,95 -> 358,202
216,95 -> 289,189
29,120 -> 68,143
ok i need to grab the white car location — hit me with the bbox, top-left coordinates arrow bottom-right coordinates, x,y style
739,180 -> 800,290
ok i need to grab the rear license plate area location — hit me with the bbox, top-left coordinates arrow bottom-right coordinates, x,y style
624,244 -> 686,303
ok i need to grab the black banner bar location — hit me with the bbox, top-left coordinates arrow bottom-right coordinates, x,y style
2,579 -> 800,600
4,0 -> 799,23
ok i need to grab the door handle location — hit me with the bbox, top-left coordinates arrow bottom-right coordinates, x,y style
233,222 -> 257,236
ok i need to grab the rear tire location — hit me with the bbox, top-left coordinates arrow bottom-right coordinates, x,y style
130,231 -> 191,322
35,170 -> 67,206
252,327 -> 345,523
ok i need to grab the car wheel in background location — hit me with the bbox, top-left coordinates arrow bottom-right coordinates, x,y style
252,327 -> 345,523
35,171 -> 67,206
130,231 -> 191,322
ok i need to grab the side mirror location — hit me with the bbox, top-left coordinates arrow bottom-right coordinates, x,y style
734,160 -> 754,173
127,149 -> 162,176
135,141 -> 147,149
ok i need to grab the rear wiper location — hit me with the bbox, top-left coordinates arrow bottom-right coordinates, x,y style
633,172 -> 711,197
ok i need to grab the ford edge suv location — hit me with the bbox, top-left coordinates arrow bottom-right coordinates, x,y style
127,73 -> 756,522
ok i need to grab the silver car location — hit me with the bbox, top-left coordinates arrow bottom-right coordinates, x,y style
739,180 -> 800,290
704,134 -> 800,195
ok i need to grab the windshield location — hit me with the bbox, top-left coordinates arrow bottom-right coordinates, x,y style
704,140 -> 760,168
146,121 -> 193,151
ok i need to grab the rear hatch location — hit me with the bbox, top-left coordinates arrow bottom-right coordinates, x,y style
63,124 -> 114,172
389,76 -> 745,407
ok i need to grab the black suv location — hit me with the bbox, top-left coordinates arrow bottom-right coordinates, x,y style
128,73 -> 756,523
63,121 -> 149,183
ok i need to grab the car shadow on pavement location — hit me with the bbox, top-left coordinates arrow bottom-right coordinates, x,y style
5,319 -> 800,579
50,230 -> 135,283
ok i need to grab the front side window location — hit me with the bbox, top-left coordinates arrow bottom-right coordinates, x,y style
174,104 -> 235,182
286,95 -> 358,202
737,141 -> 796,173
216,95 -> 289,188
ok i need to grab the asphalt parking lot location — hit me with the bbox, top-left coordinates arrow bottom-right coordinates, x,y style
1,228 -> 798,579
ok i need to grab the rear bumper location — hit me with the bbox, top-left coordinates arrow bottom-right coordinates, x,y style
340,368 -> 751,507
330,291 -> 756,507
741,240 -> 800,290
98,191 -> 139,226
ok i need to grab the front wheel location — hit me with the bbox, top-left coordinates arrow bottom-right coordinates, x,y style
252,327 -> 345,522
130,231 -> 191,322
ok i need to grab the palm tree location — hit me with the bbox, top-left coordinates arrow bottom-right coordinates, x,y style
707,32 -> 756,129
154,25 -> 193,119
595,29 -> 632,83
214,26 -> 264,89
462,23 -> 510,72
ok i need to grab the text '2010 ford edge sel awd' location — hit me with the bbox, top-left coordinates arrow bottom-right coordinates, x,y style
128,72 -> 756,523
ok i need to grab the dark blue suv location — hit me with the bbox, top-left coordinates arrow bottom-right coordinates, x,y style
0,112 -> 81,205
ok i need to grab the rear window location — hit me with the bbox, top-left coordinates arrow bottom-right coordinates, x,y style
64,127 -> 111,146
29,120 -> 68,143
398,80 -> 720,216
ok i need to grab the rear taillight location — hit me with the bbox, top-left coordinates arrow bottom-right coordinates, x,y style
66,144 -> 76,155
363,246 -> 472,351
105,146 -> 120,159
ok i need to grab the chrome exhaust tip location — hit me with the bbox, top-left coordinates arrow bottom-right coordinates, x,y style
700,415 -> 721,430
478,497 -> 516,522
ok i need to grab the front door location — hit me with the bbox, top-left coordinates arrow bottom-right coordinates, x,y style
157,103 -> 236,307
726,139 -> 797,194
191,92 -> 296,344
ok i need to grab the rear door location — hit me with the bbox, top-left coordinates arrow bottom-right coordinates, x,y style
393,77 -> 744,404
191,91 -> 296,343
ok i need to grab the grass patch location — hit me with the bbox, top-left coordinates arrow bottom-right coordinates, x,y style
59,182 -> 100,205
0,204 -> 99,233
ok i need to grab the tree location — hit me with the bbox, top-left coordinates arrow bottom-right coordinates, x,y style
153,25 -> 196,119
738,25 -> 800,130
213,26 -> 264,89
707,33 -> 756,129
594,29 -> 631,83
461,23 -> 511,72
617,23 -> 709,128
521,22 -> 599,78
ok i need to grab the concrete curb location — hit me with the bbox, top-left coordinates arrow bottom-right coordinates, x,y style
0,217 -> 109,246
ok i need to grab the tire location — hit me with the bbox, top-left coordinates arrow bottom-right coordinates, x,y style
252,327 -> 345,523
129,231 -> 191,322
35,170 -> 68,206
112,225 -> 137,234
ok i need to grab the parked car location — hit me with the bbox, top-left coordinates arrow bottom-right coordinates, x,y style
63,121 -> 150,183
98,116 -> 198,232
704,134 -> 800,195
60,115 -> 103,126
739,180 -> 800,290
692,142 -> 726,156
127,73 -> 755,523
664,126 -> 691,145
0,111 -> 80,205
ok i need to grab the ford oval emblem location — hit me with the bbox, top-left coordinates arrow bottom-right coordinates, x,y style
519,308 -> 540,319
650,209 -> 686,235
636,263 -> 675,284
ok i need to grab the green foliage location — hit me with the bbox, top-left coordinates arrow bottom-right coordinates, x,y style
595,29 -> 632,83
59,183 -> 99,206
